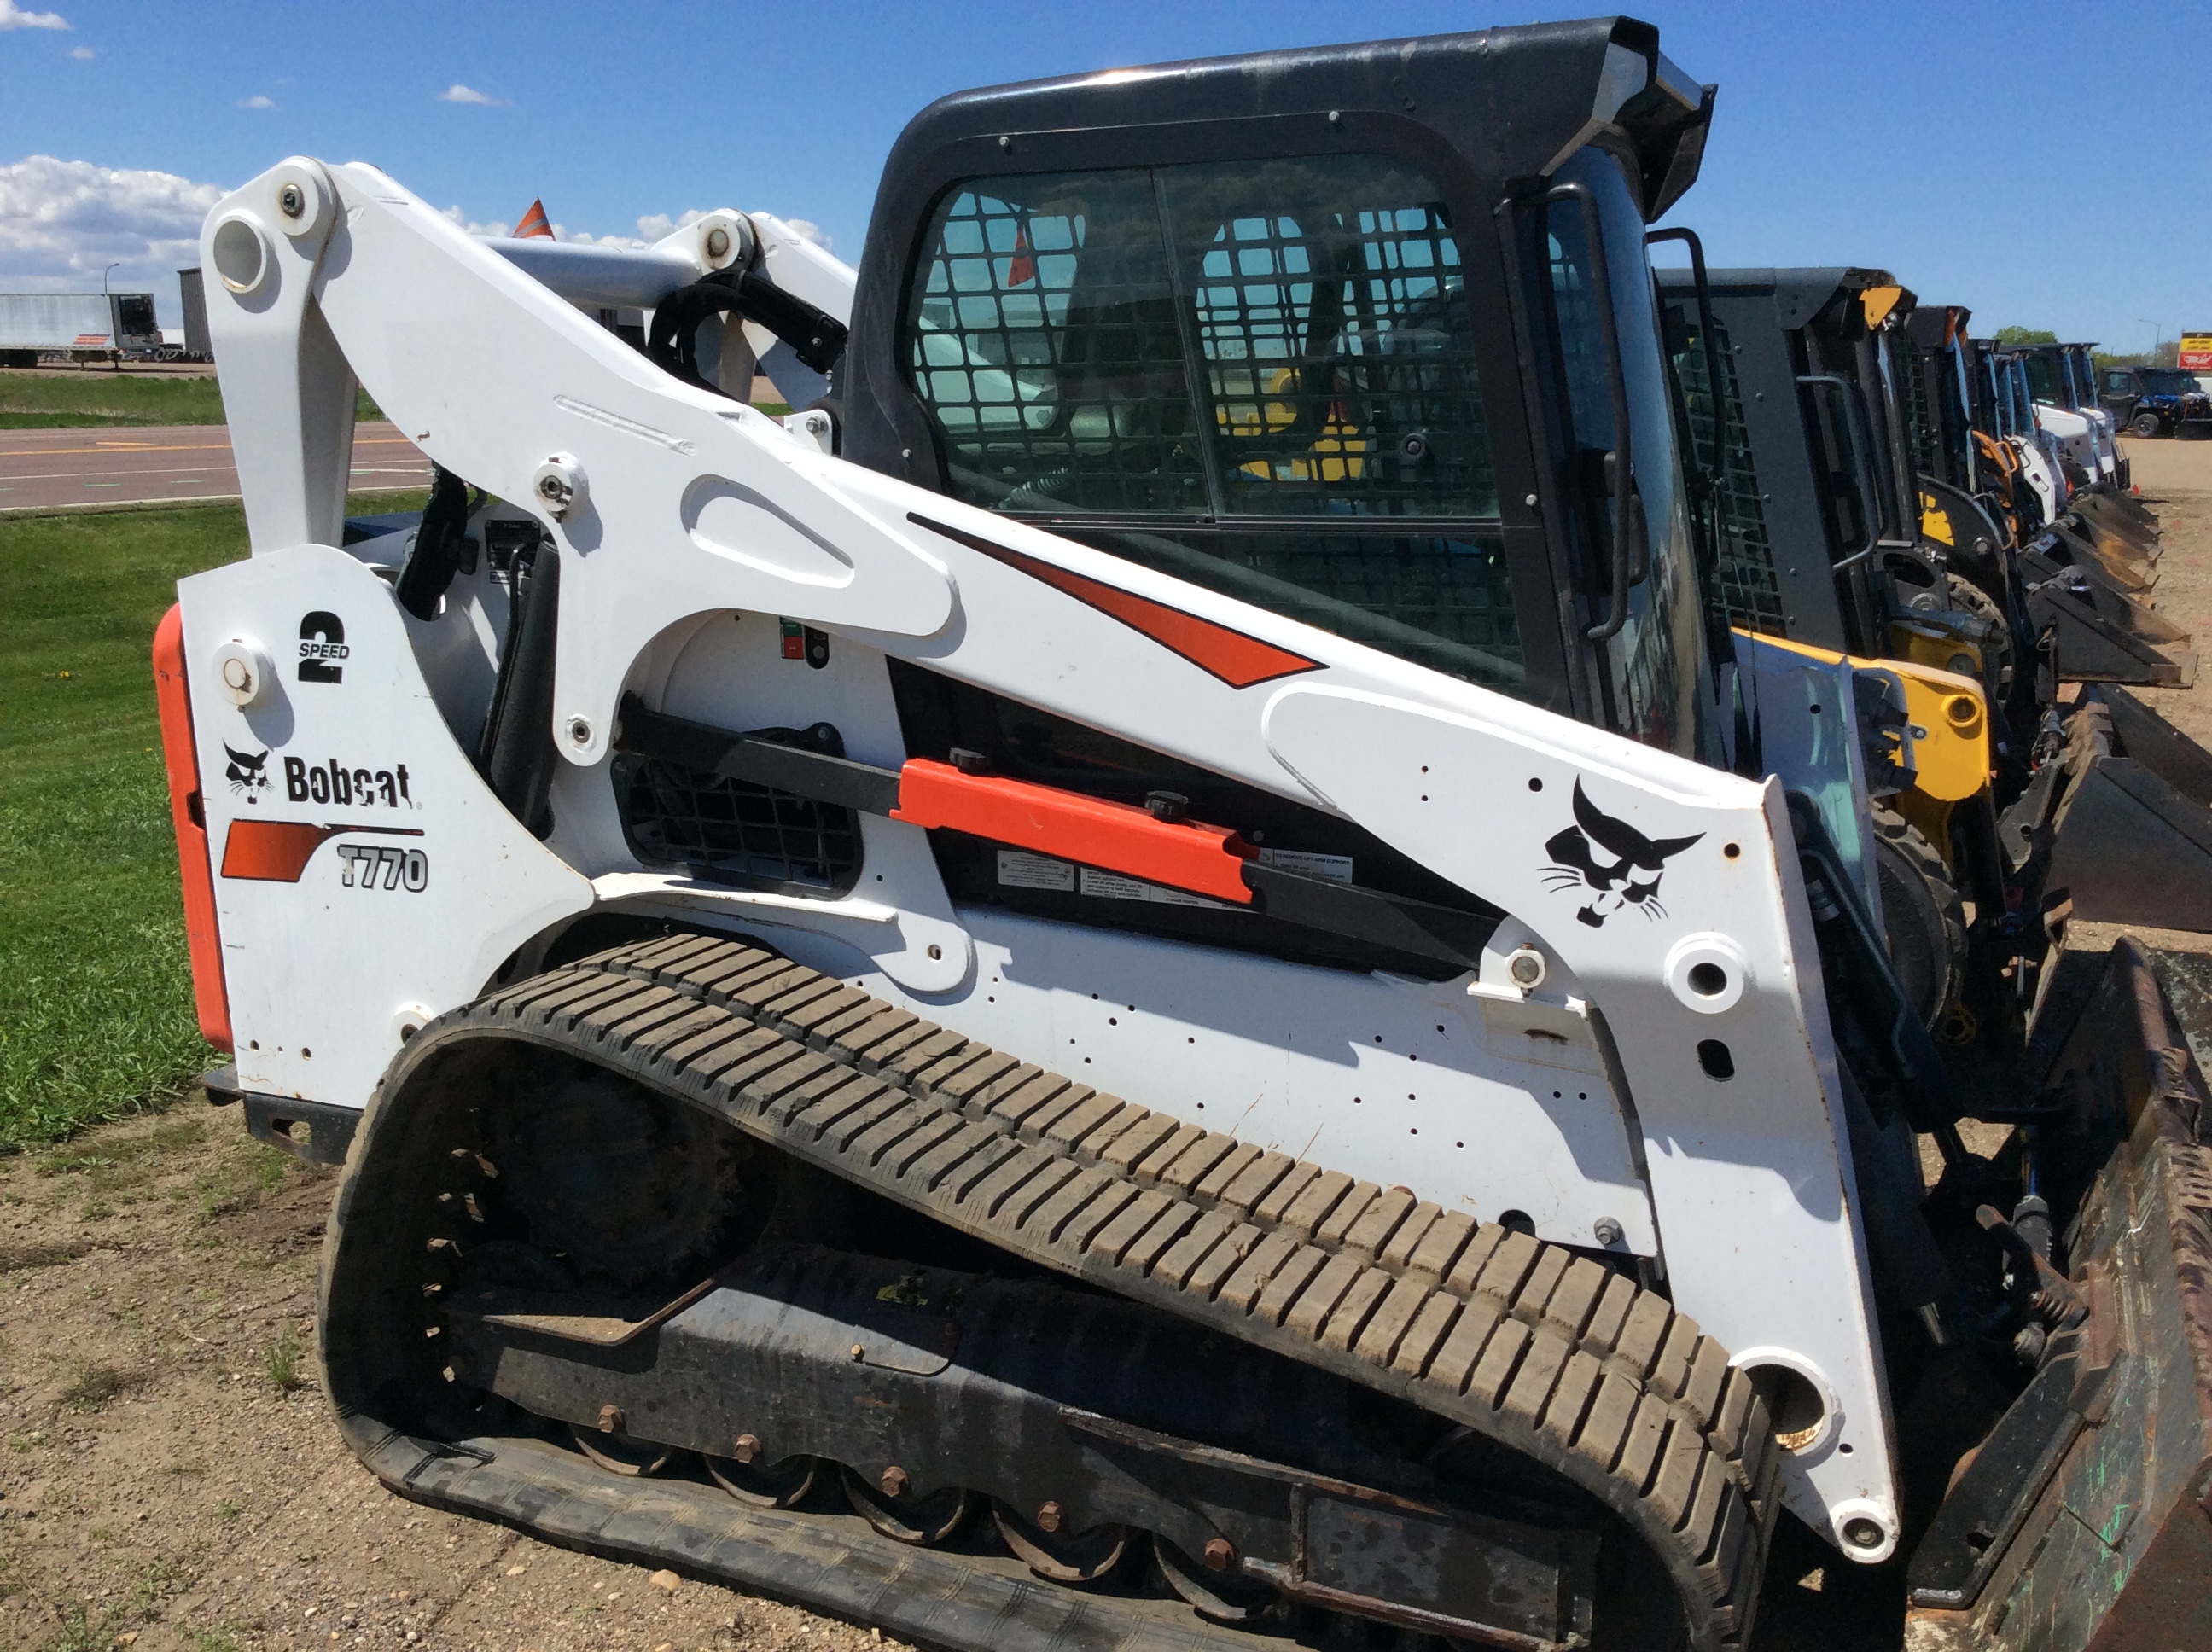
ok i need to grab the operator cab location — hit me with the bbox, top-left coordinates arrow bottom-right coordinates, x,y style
841,20 -> 1722,765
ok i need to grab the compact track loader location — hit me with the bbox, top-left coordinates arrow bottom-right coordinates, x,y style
151,17 -> 2212,1651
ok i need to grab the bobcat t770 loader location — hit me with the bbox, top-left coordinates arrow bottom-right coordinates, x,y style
150,17 -> 2212,1650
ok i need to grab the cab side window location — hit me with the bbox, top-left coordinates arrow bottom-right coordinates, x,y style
903,154 -> 1523,695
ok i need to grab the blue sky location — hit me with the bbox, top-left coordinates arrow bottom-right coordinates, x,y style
1,1 -> 2203,354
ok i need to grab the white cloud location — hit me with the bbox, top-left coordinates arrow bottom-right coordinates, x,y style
69,43 -> 92,58
236,94 -> 275,110
783,218 -> 833,253
436,83 -> 505,106
0,155 -> 225,329
439,203 -> 511,238
634,208 -> 705,243
0,1 -> 70,30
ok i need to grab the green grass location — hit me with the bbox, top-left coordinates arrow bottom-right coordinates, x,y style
0,492 -> 427,1149
0,370 -> 382,428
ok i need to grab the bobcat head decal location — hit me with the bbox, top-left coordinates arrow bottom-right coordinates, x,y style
1541,780 -> 1703,928
224,743 -> 270,802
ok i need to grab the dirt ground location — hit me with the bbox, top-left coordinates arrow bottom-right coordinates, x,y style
4,447 -> 2209,1652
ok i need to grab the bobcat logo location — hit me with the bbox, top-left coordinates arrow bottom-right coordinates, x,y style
1541,781 -> 1702,928
224,743 -> 270,802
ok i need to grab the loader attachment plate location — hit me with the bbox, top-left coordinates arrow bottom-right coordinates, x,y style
1905,939 -> 2212,1651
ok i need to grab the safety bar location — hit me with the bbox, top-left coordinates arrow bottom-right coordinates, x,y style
1799,374 -> 1883,572
1645,225 -> 1725,491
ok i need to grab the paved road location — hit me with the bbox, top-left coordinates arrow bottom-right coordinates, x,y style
0,421 -> 431,514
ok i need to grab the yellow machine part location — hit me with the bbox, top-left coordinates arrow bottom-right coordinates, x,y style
1220,365 -> 1370,482
1886,618 -> 1985,690
1744,631 -> 1992,868
1919,488 -> 1954,548
1860,284 -> 1908,329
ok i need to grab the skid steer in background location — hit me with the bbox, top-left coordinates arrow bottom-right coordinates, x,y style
1652,267 -> 2018,1046
1942,333 -> 2193,691
150,17 -> 2212,1652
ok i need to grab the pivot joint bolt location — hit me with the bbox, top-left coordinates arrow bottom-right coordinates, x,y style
1507,946 -> 1547,988
1035,1501 -> 1063,1534
732,1433 -> 761,1465
1202,1537 -> 1235,1572
879,1465 -> 910,1498
705,226 -> 731,259
1592,1216 -> 1625,1248
532,453 -> 586,522
278,183 -> 306,219
1842,1516 -> 1885,1551
597,1404 -> 625,1435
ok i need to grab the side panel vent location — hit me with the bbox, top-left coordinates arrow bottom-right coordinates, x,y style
614,752 -> 861,895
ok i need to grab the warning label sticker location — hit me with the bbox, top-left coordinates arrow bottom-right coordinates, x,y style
996,850 -> 1075,891
1256,846 -> 1353,883
1078,866 -> 1229,910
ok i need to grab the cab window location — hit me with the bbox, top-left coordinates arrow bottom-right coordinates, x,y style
904,155 -> 1522,695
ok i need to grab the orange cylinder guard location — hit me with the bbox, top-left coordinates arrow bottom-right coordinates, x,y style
891,759 -> 1255,905
152,604 -> 232,1051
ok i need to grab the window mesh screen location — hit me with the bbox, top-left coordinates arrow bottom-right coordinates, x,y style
910,172 -> 1204,514
903,154 -> 1516,695
1674,323 -> 1788,634
614,755 -> 860,894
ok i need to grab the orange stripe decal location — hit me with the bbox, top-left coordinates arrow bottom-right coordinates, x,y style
910,514 -> 1321,689
219,819 -> 422,881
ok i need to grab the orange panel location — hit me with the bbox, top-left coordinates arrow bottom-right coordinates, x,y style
892,759 -> 1255,905
151,604 -> 231,1052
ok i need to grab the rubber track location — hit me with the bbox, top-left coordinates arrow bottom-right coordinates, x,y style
433,932 -> 1782,1649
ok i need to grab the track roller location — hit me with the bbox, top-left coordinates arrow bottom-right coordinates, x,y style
991,1499 -> 1130,1582
840,1465 -> 975,1545
705,1448 -> 820,1508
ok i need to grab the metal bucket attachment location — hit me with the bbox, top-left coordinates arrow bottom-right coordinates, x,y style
2066,496 -> 2164,563
2046,758 -> 2212,933
2025,555 -> 2197,687
2046,518 -> 2157,594
2095,685 -> 2212,810
1905,938 -> 2212,1651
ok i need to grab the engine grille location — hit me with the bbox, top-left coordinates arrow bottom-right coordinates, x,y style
613,753 -> 861,894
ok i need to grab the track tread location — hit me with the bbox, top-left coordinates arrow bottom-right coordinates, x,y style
417,936 -> 1778,1649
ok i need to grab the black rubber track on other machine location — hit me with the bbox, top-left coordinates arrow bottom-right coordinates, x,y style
326,932 -> 1784,1650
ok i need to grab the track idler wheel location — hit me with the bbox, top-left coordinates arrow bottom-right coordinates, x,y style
570,1420 -> 678,1478
840,1464 -> 975,1545
705,1447 -> 820,1509
990,1500 -> 1128,1583
1152,1535 -> 1280,1625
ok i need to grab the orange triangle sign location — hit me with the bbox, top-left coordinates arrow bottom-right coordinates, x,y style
514,199 -> 554,240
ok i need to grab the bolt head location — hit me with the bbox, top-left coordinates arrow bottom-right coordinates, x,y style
566,716 -> 591,747
1508,948 -> 1545,986
597,1404 -> 624,1434
278,183 -> 306,219
1202,1537 -> 1234,1572
222,658 -> 252,691
705,225 -> 731,259
1592,1216 -> 1625,1248
1842,1516 -> 1885,1550
879,1465 -> 909,1498
537,474 -> 565,501
1036,1501 -> 1062,1534
733,1433 -> 761,1465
